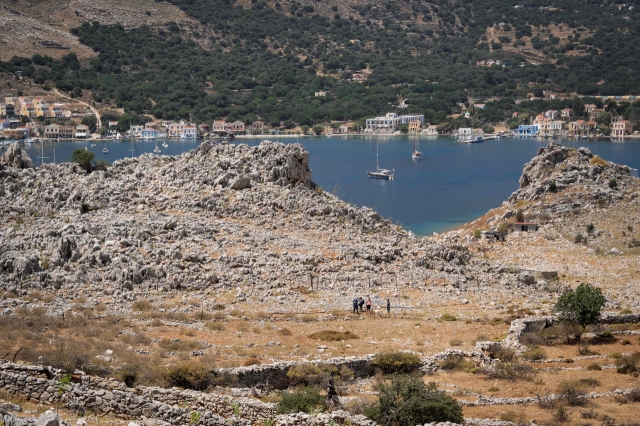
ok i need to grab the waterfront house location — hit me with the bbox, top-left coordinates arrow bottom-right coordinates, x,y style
144,122 -> 156,129
586,121 -> 597,132
514,222 -> 538,233
561,108 -> 574,118
26,122 -> 43,137
569,120 -> 588,135
108,121 -> 118,129
141,128 -> 157,139
8,118 -> 20,129
181,124 -> 197,138
365,113 -> 424,133
408,120 -> 421,133
612,120 -> 631,136
458,127 -> 473,136
252,121 -> 265,134
224,121 -> 245,133
75,125 -> 89,138
3,128 -> 29,139
130,125 -> 143,137
514,125 -> 539,136
44,124 -> 60,139
544,110 -> 558,120
212,120 -> 226,132
423,124 -> 439,135
549,121 -> 566,134
167,121 -> 184,138
59,126 -> 75,139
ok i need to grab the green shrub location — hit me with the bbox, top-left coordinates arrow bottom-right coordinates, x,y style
615,352 -> 640,374
276,386 -> 326,414
308,330 -> 359,341
609,178 -> 618,189
585,363 -> 601,371
439,313 -> 457,322
557,379 -> 588,406
548,180 -> 557,193
586,223 -> 595,233
365,375 -> 464,426
480,361 -> 536,382
521,346 -> 547,361
370,352 -> 422,375
286,364 -> 345,386
487,346 -> 515,361
165,363 -> 212,391
515,209 -> 525,222
80,203 -> 90,215
554,283 -> 606,334
473,229 -> 482,239
435,354 -> 476,372
71,148 -> 95,172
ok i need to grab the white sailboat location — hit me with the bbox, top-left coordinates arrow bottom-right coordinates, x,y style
102,142 -> 108,154
412,134 -> 422,160
367,141 -> 394,180
154,141 -> 161,154
162,141 -> 168,148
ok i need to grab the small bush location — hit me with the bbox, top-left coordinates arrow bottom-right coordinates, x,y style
243,358 -> 261,366
205,321 -> 225,331
276,386 -> 326,414
473,229 -> 481,239
449,338 -> 463,346
521,346 -> 547,361
308,330 -> 359,341
615,352 -> 640,374
371,351 -> 422,374
279,328 -> 293,336
211,304 -> 226,310
557,379 -> 587,406
553,404 -> 570,422
439,313 -> 457,322
574,233 -> 586,244
436,354 -> 476,372
577,344 -> 596,356
165,363 -> 212,391
480,361 -> 536,382
586,363 -> 601,371
487,346 -> 515,361
366,375 -> 464,426
132,299 -> 153,312
287,364 -> 337,386
548,180 -> 557,193
589,156 -> 607,166
609,178 -> 618,189
80,203 -> 90,214
586,223 -> 595,233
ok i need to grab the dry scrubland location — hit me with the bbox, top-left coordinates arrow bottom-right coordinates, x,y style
0,141 -> 639,425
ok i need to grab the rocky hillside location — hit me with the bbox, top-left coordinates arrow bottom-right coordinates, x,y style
0,141 -> 502,318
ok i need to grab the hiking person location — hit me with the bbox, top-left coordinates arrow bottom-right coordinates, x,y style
358,297 -> 365,313
366,296 -> 372,314
352,298 -> 359,314
326,376 -> 340,408
386,298 -> 391,315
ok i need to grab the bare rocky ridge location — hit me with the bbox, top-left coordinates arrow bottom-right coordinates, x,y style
1,141 -> 509,318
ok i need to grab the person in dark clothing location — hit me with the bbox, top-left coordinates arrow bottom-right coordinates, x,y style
358,297 -> 365,313
352,298 -> 359,314
326,376 -> 340,408
386,298 -> 391,315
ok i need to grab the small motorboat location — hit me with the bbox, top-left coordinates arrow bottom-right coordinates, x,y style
154,145 -> 161,154
162,142 -> 168,148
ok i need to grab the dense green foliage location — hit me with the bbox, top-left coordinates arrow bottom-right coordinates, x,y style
276,387 -> 326,414
1,0 -> 640,123
366,375 -> 464,426
70,148 -> 94,172
554,283 -> 606,331
370,351 -> 422,374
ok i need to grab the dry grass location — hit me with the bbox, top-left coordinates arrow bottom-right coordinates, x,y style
308,330 -> 359,341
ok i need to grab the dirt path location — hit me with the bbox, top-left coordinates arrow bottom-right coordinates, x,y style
53,88 -> 101,134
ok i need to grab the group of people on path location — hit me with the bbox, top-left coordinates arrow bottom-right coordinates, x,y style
351,296 -> 391,315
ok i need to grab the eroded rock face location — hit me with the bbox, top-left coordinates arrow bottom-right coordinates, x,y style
1,143 -> 34,169
509,142 -> 634,203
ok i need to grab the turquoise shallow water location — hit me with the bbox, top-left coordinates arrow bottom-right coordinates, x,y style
22,136 -> 640,236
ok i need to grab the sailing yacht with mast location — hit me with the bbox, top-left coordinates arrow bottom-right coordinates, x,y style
367,142 -> 394,180
412,134 -> 422,160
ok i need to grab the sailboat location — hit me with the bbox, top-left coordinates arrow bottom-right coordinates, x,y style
154,141 -> 161,154
162,141 -> 168,148
102,142 -> 108,154
412,134 -> 422,160
367,141 -> 394,180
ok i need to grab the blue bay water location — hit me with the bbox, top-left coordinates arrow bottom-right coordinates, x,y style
22,136 -> 640,236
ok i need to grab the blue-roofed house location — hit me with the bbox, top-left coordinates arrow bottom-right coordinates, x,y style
514,125 -> 539,135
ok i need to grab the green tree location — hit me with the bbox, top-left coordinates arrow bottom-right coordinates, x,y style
71,148 -> 95,172
482,124 -> 495,133
366,375 -> 464,426
399,123 -> 409,133
81,116 -> 97,131
301,125 -> 309,134
554,283 -> 606,337
312,124 -> 325,135
515,209 -> 525,222
277,387 -> 326,414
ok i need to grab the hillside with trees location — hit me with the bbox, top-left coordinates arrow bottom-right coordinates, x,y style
1,0 -> 639,125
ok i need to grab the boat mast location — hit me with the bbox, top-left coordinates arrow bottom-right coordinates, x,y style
376,142 -> 379,171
